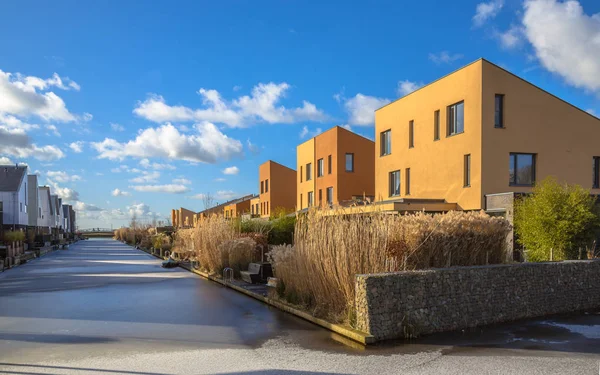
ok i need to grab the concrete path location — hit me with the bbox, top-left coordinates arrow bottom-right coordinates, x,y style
0,238 -> 598,374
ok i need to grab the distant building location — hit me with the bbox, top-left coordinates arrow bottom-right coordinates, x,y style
223,195 -> 256,219
27,174 -> 41,230
0,165 -> 29,231
171,207 -> 196,229
38,187 -> 54,234
258,160 -> 296,217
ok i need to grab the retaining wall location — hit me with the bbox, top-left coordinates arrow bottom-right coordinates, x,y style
355,260 -> 600,341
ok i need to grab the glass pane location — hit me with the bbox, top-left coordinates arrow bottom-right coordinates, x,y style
495,96 -> 501,126
345,154 -> 353,171
456,102 -> 464,133
516,154 -> 534,185
509,154 -> 515,184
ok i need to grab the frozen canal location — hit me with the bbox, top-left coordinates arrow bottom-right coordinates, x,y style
0,238 -> 598,374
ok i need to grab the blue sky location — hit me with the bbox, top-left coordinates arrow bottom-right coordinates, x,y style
1,0 -> 600,229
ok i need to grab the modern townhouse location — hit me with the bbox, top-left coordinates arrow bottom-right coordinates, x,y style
171,207 -> 196,229
38,186 -> 54,234
250,196 -> 260,217
0,166 -> 29,231
258,160 -> 296,217
27,174 -> 41,232
50,195 -> 62,235
223,195 -> 256,219
374,58 -> 600,238
297,126 -> 375,210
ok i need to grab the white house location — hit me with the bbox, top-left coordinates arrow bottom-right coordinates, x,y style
38,186 -> 54,233
27,174 -> 40,229
0,166 -> 29,230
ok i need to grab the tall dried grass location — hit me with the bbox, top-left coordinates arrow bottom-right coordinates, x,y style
269,209 -> 511,322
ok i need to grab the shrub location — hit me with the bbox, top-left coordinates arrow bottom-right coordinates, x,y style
268,209 -> 511,322
3,230 -> 25,243
514,177 -> 600,261
269,215 -> 295,245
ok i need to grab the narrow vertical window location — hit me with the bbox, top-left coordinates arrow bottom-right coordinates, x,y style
405,168 -> 411,195
318,189 -> 322,205
300,166 -> 303,183
265,179 -> 269,193
389,170 -> 400,197
308,191 -> 314,207
447,101 -> 464,136
409,120 -> 414,148
434,110 -> 440,141
464,154 -> 471,187
317,158 -> 324,177
300,194 -> 303,209
495,94 -> 504,128
260,181 -> 264,194
380,130 -> 391,156
328,155 -> 332,174
345,153 -> 354,172
306,163 -> 312,181
326,187 -> 333,205
594,157 -> 600,188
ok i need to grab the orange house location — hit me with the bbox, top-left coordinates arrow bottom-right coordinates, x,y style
259,160 -> 296,217
297,126 -> 375,210
171,207 -> 196,228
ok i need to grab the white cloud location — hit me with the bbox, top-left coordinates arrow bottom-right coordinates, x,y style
110,122 -> 125,132
0,126 -> 64,161
0,69 -> 78,122
45,124 -> 60,137
0,157 -> 14,165
0,113 -> 40,131
46,170 -> 81,183
127,203 -> 153,217
111,188 -> 131,197
473,0 -> 504,27
428,51 -> 464,64
222,166 -> 239,175
173,178 -> 191,185
47,179 -> 80,201
340,124 -> 352,131
92,122 -> 243,163
133,82 -> 328,127
139,158 -> 176,170
247,139 -> 260,155
190,190 -> 238,201
496,25 -> 523,49
587,109 -> 598,117
299,125 -> 323,139
69,141 -> 84,153
129,171 -> 160,183
344,94 -> 391,126
214,178 -> 226,182
73,201 -> 103,212
130,184 -> 191,194
397,80 -> 424,97
522,0 -> 600,93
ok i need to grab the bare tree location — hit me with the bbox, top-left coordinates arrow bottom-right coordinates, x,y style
130,212 -> 138,230
202,192 -> 216,210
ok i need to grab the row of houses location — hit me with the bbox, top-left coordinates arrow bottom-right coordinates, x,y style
172,58 -> 600,241
0,165 -> 77,238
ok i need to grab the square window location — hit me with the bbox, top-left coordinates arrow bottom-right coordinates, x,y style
509,153 -> 536,186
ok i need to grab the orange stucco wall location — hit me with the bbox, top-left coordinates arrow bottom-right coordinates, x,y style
259,160 -> 296,218
374,60 -> 483,209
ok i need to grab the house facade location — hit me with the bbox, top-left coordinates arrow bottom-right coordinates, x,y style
0,166 -> 29,230
38,186 -> 54,233
258,160 -> 296,217
297,126 -> 375,210
374,58 -> 600,215
27,174 -> 41,230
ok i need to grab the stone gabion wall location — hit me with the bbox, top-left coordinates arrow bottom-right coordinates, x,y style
355,260 -> 600,341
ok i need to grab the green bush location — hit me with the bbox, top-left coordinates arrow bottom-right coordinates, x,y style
514,177 -> 600,262
3,231 -> 25,242
268,215 -> 296,245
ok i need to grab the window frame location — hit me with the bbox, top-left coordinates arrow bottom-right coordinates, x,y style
317,158 -> 324,177
464,154 -> 471,188
409,120 -> 414,148
265,179 -> 269,193
326,186 -> 333,205
447,101 -> 465,136
260,181 -> 264,194
307,191 -> 314,207
509,153 -> 536,186
345,153 -> 354,172
327,155 -> 332,174
306,163 -> 312,181
495,94 -> 504,128
593,156 -> 600,188
300,166 -> 303,183
434,110 -> 440,141
405,168 -> 411,195
380,129 -> 391,156
389,170 -> 400,197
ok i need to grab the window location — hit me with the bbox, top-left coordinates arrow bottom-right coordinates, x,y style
306,163 -> 312,181
265,179 -> 269,193
380,130 -> 391,156
317,158 -> 324,177
300,193 -> 303,209
389,170 -> 400,197
251,205 -> 254,215
495,94 -> 504,128
38,207 -> 41,218
319,189 -> 322,205
594,157 -> 600,188
405,168 -> 411,195
0,201 -> 3,212
447,101 -> 464,136
308,191 -> 314,207
509,153 -> 536,186
328,155 -> 332,174
266,202 -> 269,215
434,110 -> 440,141
409,120 -> 414,148
260,181 -> 264,194
300,166 -> 303,182
20,202 -> 23,212
326,187 -> 333,205
345,153 -> 354,172
464,154 -> 471,187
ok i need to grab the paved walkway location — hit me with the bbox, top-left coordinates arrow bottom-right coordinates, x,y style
0,238 -> 598,374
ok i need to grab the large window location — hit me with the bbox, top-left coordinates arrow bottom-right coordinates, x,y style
447,101 -> 464,136
434,110 -> 440,141
409,120 -> 414,148
317,158 -> 324,177
380,130 -> 391,156
495,94 -> 504,128
306,163 -> 312,181
509,153 -> 536,186
326,187 -> 333,205
405,168 -> 411,195
328,155 -> 332,174
464,154 -> 471,187
307,191 -> 314,207
594,157 -> 600,188
389,170 -> 400,197
345,153 -> 354,172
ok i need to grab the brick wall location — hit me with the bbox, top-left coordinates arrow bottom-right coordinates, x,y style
355,260 -> 600,341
